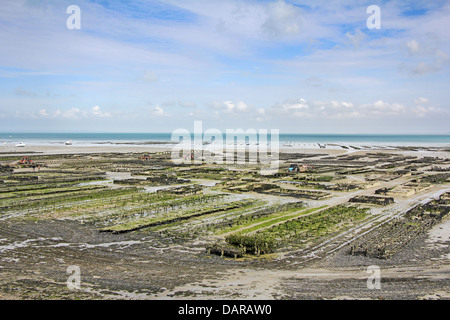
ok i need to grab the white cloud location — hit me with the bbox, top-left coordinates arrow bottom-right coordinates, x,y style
360,100 -> 407,116
38,109 -> 48,117
268,98 -> 424,120
329,100 -> 353,109
165,0 -> 315,48
272,99 -> 357,119
224,101 -> 238,113
256,108 -> 265,115
213,100 -> 252,114
345,29 -> 366,49
414,97 -> 429,105
152,105 -> 165,116
413,105 -> 433,118
262,0 -> 302,37
401,39 -> 450,75
406,40 -> 420,55
142,71 -> 158,83
235,101 -> 249,112
1,1 -> 449,133
92,105 -> 111,118
178,101 -> 197,108
56,108 -> 83,119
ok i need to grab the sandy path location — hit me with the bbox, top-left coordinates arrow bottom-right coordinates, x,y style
153,263 -> 450,300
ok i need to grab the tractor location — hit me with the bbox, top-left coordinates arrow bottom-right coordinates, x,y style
19,157 -> 33,165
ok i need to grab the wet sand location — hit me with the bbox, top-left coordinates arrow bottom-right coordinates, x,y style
1,143 -> 444,157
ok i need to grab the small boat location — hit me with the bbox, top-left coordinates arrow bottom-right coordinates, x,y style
15,142 -> 25,147
65,140 -> 72,145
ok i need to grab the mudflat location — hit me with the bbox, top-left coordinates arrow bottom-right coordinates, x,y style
0,145 -> 449,299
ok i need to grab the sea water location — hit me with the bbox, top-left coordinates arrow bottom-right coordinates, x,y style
0,132 -> 449,148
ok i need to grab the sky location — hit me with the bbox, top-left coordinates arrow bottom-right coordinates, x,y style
0,0 -> 449,134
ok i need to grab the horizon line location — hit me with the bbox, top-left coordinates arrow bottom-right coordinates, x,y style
1,131 -> 449,136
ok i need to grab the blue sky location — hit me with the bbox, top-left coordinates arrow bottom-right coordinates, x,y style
0,0 -> 449,133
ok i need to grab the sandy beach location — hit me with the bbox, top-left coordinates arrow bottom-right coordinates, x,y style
2,142 -> 449,157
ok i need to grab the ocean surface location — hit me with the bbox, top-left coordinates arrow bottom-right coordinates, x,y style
0,132 -> 449,148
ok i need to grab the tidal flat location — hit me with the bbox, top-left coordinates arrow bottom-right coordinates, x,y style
0,145 -> 449,300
